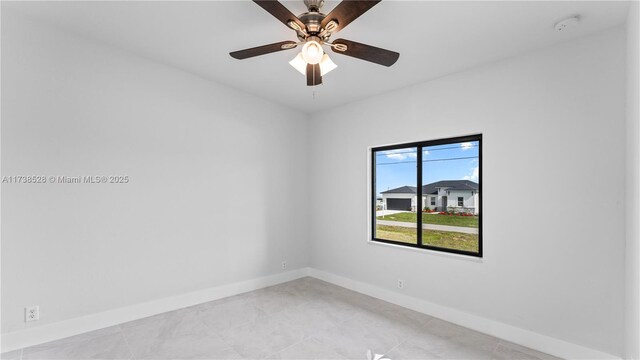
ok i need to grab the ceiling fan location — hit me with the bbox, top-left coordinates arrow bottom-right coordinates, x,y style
229,0 -> 399,86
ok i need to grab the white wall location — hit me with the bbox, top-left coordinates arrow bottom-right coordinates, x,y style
625,2 -> 640,359
1,10 -> 309,334
443,190 -> 474,210
309,28 -> 626,357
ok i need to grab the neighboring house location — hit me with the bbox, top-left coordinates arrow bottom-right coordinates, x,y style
381,180 -> 479,214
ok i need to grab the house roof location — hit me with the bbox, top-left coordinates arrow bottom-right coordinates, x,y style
382,180 -> 479,195
381,186 -> 417,194
424,180 -> 479,194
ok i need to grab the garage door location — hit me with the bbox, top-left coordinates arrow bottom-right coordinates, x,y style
387,198 -> 412,211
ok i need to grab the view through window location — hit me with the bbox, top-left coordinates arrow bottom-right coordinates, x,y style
372,135 -> 482,256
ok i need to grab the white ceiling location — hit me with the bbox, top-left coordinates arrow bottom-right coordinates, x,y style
4,1 -> 630,114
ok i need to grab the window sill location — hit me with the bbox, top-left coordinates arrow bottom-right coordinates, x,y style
367,239 -> 484,263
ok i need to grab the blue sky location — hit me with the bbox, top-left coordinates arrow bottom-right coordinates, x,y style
375,141 -> 479,196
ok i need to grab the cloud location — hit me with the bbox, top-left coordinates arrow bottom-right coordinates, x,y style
381,149 -> 417,160
386,153 -> 409,160
460,142 -> 474,150
463,166 -> 479,181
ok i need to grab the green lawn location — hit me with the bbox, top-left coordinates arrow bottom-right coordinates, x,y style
375,225 -> 479,253
377,212 -> 478,228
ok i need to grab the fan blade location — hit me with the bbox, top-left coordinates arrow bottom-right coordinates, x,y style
253,0 -> 306,32
331,38 -> 399,66
306,63 -> 322,86
230,41 -> 297,60
321,1 -> 381,33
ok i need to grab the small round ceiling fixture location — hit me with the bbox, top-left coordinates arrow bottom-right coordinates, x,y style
554,16 -> 580,32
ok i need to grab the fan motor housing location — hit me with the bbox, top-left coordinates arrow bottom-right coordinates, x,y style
298,11 -> 325,35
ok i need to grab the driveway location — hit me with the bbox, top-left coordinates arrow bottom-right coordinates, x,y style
376,219 -> 479,234
376,210 -> 406,216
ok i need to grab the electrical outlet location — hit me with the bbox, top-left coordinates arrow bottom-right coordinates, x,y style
25,306 -> 39,322
281,261 -> 287,270
398,280 -> 404,289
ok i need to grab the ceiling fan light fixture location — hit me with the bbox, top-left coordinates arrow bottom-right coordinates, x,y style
319,54 -> 337,76
301,40 -> 324,64
289,52 -> 307,75
290,52 -> 337,77
231,0 -> 397,86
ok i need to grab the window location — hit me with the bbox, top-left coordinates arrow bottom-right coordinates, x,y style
371,134 -> 482,257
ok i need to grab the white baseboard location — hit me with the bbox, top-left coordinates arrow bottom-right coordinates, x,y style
1,267 -> 620,359
307,268 -> 620,360
1,267 -> 311,353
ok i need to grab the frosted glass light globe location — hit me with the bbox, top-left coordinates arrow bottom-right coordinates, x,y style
301,41 -> 324,65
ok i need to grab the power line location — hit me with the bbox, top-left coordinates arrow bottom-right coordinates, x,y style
375,144 -> 478,156
424,156 -> 478,163
430,144 -> 478,151
376,151 -> 416,156
376,156 -> 478,165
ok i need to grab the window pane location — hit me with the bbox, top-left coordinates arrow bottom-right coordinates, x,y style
421,140 -> 480,253
374,147 -> 418,244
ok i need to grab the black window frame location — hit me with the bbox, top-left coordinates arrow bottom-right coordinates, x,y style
458,197 -> 464,207
371,134 -> 483,257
